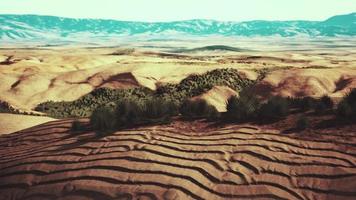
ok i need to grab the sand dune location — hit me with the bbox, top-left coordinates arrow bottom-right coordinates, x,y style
254,68 -> 356,98
0,120 -> 355,200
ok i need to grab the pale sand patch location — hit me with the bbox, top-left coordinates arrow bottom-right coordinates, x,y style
191,86 -> 238,112
0,113 -> 56,135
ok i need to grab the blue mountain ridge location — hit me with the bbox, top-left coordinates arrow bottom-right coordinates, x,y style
0,13 -> 355,41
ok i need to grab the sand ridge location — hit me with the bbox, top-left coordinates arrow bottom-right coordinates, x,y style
0,120 -> 355,200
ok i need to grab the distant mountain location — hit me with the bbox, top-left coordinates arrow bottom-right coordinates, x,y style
173,45 -> 250,53
0,13 -> 355,43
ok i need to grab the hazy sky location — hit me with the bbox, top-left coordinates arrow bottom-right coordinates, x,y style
0,0 -> 355,22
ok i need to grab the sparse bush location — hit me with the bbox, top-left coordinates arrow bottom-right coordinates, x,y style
314,95 -> 334,114
296,115 -> 309,130
141,98 -> 179,123
320,95 -> 334,109
336,101 -> 353,118
0,100 -> 15,113
258,96 -> 289,122
180,99 -> 219,120
336,89 -> 356,119
90,106 -> 116,133
114,98 -> 179,127
71,120 -> 86,132
115,100 -> 143,127
226,93 -> 260,122
288,96 -> 316,111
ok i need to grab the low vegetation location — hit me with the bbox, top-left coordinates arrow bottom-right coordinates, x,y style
6,66 -> 355,133
90,106 -> 117,133
156,68 -> 253,102
35,68 -> 253,118
225,92 -> 260,122
180,99 -> 220,120
336,89 -> 356,120
0,101 -> 15,113
258,96 -> 290,122
71,120 -> 87,132
314,95 -> 334,114
296,115 -> 309,130
90,98 -> 179,135
35,87 -> 153,118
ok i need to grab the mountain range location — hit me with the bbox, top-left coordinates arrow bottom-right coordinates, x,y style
0,13 -> 355,43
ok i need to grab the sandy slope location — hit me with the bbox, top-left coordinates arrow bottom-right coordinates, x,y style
254,68 -> 356,98
0,114 -> 56,135
0,119 -> 355,200
191,86 -> 238,112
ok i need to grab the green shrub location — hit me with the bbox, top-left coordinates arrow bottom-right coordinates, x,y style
336,89 -> 356,119
141,98 -> 179,122
258,96 -> 289,122
296,115 -> 309,130
226,94 -> 260,122
180,99 -> 219,120
90,106 -> 116,133
36,68 -> 253,119
115,100 -> 143,127
0,100 -> 15,113
288,96 -> 316,111
314,95 -> 334,114
71,120 -> 86,132
320,95 -> 334,109
337,101 -> 353,118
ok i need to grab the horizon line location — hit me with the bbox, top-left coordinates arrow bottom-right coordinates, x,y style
1,12 -> 355,23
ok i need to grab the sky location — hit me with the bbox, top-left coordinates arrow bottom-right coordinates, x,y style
0,0 -> 355,22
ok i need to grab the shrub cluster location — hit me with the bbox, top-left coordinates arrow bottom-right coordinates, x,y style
90,106 -> 117,132
336,89 -> 356,119
225,93 -> 260,122
0,100 -> 16,113
314,95 -> 334,114
258,96 -> 289,122
180,99 -> 220,120
35,87 -> 153,118
71,120 -> 87,132
288,95 -> 334,113
225,93 -> 337,124
90,97 -> 179,135
225,93 -> 290,123
157,68 -> 254,102
35,68 -> 253,119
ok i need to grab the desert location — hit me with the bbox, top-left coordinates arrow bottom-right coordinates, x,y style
1,39 -> 356,199
1,9 -> 356,200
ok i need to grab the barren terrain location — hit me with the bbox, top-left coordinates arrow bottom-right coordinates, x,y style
0,119 -> 355,200
0,39 -> 356,199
